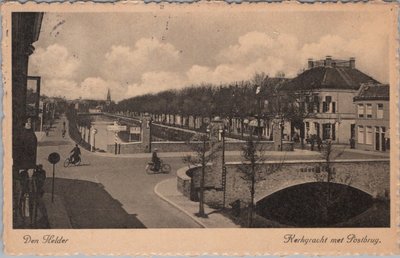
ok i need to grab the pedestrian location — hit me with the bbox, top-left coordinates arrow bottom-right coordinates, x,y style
32,164 -> 48,223
317,136 -> 322,151
349,137 -> 355,149
32,164 -> 46,197
310,136 -> 315,151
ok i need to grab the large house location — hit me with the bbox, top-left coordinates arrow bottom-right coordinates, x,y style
280,56 -> 380,144
353,83 -> 390,151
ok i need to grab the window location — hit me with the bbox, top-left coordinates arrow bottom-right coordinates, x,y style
377,104 -> 384,119
366,104 -> 372,118
315,102 -> 320,113
322,123 -> 331,140
358,126 -> 364,144
332,102 -> 336,113
322,102 -> 328,113
366,126 -> 373,145
357,104 -> 364,118
313,96 -> 320,113
325,96 -> 332,103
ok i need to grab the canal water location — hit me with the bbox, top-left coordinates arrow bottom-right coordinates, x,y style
87,115 -> 124,152
256,182 -> 375,227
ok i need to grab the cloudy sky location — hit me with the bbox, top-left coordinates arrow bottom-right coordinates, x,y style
28,9 -> 390,101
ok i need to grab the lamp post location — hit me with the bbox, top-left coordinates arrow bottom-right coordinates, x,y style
91,127 -> 97,152
197,125 -> 210,218
219,125 -> 227,209
280,118 -> 284,152
255,84 -> 262,141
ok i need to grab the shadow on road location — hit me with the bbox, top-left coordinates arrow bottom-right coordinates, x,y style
43,178 -> 146,229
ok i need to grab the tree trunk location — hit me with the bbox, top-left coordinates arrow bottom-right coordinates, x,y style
198,138 -> 207,217
241,119 -> 244,140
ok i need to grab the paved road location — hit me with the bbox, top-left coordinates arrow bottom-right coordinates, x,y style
37,117 -> 201,228
36,116 -> 387,228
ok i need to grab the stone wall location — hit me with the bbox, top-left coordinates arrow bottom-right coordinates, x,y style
177,159 -> 390,208
107,140 -> 293,154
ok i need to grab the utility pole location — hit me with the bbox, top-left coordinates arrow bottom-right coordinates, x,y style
221,126 -> 227,209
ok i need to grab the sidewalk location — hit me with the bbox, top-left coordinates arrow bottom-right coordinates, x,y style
154,178 -> 239,228
42,193 -> 72,229
88,148 -> 318,159
344,148 -> 390,157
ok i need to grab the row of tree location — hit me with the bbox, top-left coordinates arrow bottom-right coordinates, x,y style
114,73 -> 314,121
115,73 -> 317,131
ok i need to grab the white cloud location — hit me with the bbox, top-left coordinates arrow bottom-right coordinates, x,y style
32,25 -> 388,101
102,38 -> 181,84
41,79 -> 79,99
187,30 -> 388,86
126,71 -> 187,97
79,77 -> 118,100
29,44 -> 81,79
186,32 -> 301,84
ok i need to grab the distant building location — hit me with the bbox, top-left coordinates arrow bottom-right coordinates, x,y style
280,56 -> 380,144
353,83 -> 390,151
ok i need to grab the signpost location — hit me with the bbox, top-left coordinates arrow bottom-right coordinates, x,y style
48,152 -> 60,203
107,122 -> 127,155
129,126 -> 141,142
130,127 -> 141,134
107,125 -> 127,131
91,127 -> 97,152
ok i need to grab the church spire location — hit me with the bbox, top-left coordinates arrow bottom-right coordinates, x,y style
106,88 -> 111,105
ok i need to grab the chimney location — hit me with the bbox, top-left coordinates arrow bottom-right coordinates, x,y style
325,56 -> 332,67
349,57 -> 355,69
308,58 -> 314,69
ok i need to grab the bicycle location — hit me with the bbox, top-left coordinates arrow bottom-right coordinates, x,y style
145,160 -> 171,174
63,156 -> 81,168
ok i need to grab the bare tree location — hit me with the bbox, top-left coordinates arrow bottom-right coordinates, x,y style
314,140 -> 350,224
238,138 -> 285,227
183,132 -> 221,218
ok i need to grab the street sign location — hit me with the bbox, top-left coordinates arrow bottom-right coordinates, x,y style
47,152 -> 60,203
48,152 -> 60,164
107,125 -> 127,131
130,127 -> 141,134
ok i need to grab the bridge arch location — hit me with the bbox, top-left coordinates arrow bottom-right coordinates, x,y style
254,176 -> 375,203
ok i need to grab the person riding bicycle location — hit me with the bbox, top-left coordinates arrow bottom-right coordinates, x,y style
151,148 -> 161,171
69,144 -> 81,164
62,128 -> 66,138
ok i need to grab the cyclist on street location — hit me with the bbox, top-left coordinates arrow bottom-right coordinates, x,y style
69,144 -> 81,164
152,148 -> 161,171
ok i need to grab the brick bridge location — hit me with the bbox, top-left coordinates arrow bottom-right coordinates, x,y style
177,159 -> 390,207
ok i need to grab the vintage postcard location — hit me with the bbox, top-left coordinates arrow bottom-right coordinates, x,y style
2,2 -> 399,255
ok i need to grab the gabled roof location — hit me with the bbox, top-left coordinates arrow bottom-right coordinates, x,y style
280,66 -> 379,91
354,84 -> 389,101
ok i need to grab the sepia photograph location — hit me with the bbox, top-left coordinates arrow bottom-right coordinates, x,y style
3,2 -> 398,255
